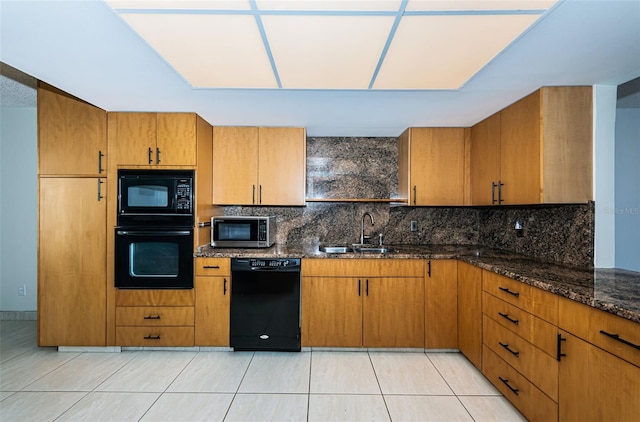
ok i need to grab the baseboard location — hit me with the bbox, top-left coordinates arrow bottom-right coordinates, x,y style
0,311 -> 37,320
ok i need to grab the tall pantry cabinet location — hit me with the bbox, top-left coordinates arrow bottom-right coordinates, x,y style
37,82 -> 108,346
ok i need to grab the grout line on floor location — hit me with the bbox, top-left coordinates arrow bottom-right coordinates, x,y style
368,351 -> 393,422
221,351 -> 255,421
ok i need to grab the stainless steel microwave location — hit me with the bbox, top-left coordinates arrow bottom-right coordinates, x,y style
211,216 -> 276,248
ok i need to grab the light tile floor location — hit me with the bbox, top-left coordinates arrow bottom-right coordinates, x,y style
0,321 -> 526,421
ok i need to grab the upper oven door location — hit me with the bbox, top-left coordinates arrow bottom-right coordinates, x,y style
115,228 -> 194,289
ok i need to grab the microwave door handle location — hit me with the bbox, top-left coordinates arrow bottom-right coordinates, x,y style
116,230 -> 192,236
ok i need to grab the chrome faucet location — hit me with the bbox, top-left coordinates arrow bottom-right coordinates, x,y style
360,212 -> 375,244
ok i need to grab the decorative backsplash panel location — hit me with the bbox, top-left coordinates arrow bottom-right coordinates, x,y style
306,137 -> 398,199
219,137 -> 595,267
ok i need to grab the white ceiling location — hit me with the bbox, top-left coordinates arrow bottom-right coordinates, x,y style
1,0 -> 639,136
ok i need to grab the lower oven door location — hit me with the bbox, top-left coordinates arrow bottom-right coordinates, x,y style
115,228 -> 194,289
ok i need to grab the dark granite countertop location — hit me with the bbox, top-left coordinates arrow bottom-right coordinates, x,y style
195,243 -> 640,323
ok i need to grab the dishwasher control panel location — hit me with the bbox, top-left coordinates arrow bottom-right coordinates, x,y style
249,258 -> 300,268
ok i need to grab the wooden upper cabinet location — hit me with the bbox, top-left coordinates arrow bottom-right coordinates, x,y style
258,127 -> 306,206
500,91 -> 542,205
398,128 -> 465,206
470,112 -> 501,205
212,126 -> 306,206
470,86 -> 593,205
38,82 -> 107,176
212,126 -> 259,205
110,112 -> 198,166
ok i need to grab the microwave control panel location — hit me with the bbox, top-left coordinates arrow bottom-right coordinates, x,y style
175,179 -> 192,213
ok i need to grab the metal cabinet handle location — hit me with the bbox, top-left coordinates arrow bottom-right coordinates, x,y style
427,260 -> 432,277
358,279 -> 361,296
143,315 -> 161,320
498,286 -> 520,297
98,150 -> 105,174
499,342 -> 520,357
97,179 -> 104,201
498,181 -> 504,204
498,312 -> 519,325
413,186 -> 417,205
557,334 -> 567,361
366,279 -> 369,296
252,185 -> 256,204
204,265 -> 220,269
156,147 -> 161,164
499,377 -> 519,396
600,330 -> 640,350
148,147 -> 153,164
144,335 -> 161,340
491,182 -> 497,204
259,185 -> 262,204
224,278 -> 228,295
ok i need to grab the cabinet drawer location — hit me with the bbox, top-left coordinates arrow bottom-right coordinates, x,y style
483,346 -> 558,422
483,271 -> 558,324
302,258 -> 424,277
483,292 -> 557,357
196,258 -> 230,276
560,297 -> 640,367
116,307 -> 194,327
116,289 -> 194,306
116,326 -> 194,346
483,316 -> 558,401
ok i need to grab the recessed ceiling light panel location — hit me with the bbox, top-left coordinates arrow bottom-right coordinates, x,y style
373,14 -> 540,89
120,13 -> 277,88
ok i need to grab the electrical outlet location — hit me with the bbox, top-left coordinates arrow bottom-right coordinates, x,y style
410,221 -> 418,232
18,284 -> 26,296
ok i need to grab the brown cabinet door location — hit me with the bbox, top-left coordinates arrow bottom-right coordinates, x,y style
500,91 -> 541,205
38,178 -> 106,346
457,261 -> 483,368
258,127 -> 306,205
363,277 -> 425,348
559,330 -> 640,422
112,112 -> 157,165
425,260 -> 458,349
470,112 -> 501,205
157,113 -> 197,166
409,128 -> 465,205
38,83 -> 106,176
195,276 -> 230,346
301,277 -> 362,347
212,126 -> 259,205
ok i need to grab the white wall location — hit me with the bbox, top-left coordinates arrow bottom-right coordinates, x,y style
0,107 -> 38,311
593,85 -> 618,268
615,108 -> 640,271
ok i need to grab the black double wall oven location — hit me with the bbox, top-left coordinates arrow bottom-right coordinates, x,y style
115,170 -> 194,289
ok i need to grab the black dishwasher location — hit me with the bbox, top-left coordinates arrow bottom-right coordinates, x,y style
230,258 -> 301,352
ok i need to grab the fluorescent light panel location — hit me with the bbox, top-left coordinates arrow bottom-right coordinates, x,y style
374,14 -> 541,89
107,0 -> 557,90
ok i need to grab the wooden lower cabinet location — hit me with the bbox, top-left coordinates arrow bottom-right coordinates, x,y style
116,327 -> 194,346
302,277 -> 362,347
483,345 -> 558,422
457,261 -> 482,367
194,258 -> 231,346
363,277 -> 424,348
38,177 -> 107,346
558,330 -> 640,422
115,290 -> 194,346
425,259 -> 458,349
195,276 -> 230,346
301,259 -> 425,348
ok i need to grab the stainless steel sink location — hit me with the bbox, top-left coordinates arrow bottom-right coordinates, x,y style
351,245 -> 395,254
319,246 -> 353,253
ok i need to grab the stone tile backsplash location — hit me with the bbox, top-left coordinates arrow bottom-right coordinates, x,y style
218,137 -> 594,267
